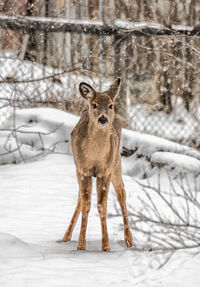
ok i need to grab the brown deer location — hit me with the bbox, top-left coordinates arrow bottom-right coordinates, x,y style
62,79 -> 133,251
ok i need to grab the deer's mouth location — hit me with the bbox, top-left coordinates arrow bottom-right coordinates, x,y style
98,116 -> 108,126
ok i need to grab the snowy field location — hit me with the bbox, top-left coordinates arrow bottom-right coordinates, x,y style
1,108 -> 200,287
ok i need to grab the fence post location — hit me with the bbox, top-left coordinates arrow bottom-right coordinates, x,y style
114,0 -> 128,125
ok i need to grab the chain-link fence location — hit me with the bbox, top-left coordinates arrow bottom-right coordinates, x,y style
0,0 -> 200,150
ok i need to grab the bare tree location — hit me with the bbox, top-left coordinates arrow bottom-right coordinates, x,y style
124,171 -> 200,252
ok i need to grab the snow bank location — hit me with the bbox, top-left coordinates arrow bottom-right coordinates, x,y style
1,107 -> 200,177
0,108 -> 78,164
121,126 -> 200,177
151,152 -> 200,173
0,232 -> 36,258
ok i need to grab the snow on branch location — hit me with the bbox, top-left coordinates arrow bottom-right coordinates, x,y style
0,15 -> 200,36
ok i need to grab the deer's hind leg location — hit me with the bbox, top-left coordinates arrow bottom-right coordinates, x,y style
62,191 -> 81,242
62,171 -> 84,242
111,166 -> 133,248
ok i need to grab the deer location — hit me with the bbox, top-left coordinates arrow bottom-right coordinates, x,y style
62,78 -> 133,251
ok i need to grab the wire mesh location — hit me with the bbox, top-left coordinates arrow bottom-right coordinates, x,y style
0,0 -> 200,150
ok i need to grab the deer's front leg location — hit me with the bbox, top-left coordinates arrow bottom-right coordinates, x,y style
97,175 -> 111,252
77,174 -> 92,251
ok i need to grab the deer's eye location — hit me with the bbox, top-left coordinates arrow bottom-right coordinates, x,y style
92,103 -> 97,109
109,104 -> 113,109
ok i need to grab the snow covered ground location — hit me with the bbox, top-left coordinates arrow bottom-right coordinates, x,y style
1,108 -> 200,286
1,154 -> 200,287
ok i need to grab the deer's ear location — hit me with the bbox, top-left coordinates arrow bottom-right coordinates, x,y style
79,82 -> 95,100
108,78 -> 121,101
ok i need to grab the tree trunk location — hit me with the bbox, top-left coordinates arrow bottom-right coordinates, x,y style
1,0 -> 29,54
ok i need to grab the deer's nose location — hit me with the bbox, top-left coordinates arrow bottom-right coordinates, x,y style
98,116 -> 108,125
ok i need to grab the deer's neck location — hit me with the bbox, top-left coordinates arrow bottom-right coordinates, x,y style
87,120 -> 111,144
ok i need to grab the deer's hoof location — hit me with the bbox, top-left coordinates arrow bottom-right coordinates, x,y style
77,241 -> 86,250
125,238 -> 133,248
62,234 -> 71,242
125,230 -> 133,248
102,245 -> 110,252
77,245 -> 86,251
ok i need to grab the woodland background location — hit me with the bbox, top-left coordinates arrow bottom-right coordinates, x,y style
0,0 -> 200,147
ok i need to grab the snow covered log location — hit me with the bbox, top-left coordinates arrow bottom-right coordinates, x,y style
0,15 -> 200,36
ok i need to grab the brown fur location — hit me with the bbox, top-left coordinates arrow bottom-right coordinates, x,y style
62,79 -> 133,251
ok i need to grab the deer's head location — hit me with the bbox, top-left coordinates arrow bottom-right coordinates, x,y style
79,79 -> 121,127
